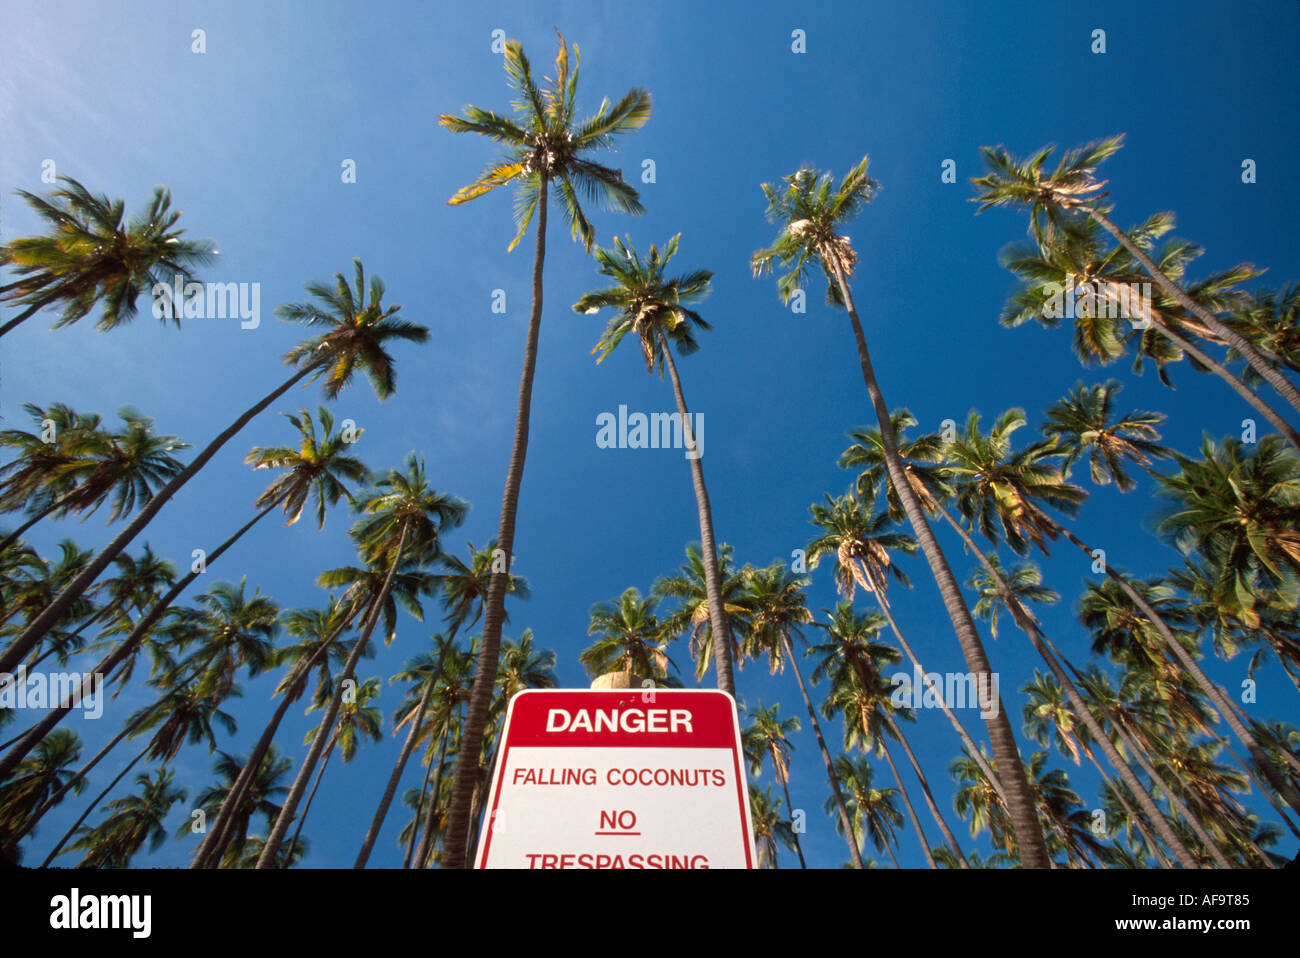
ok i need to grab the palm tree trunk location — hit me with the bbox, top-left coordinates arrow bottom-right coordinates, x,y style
1109,712 -> 1232,867
828,259 -> 1050,868
256,523 -> 410,868
1087,751 -> 1174,868
193,618 -> 343,868
868,577 -> 1006,803
1088,207 -> 1300,417
1050,519 -> 1300,816
0,362 -> 322,677
39,740 -> 150,866
936,503 -> 1203,868
442,175 -> 548,869
872,724 -> 935,869
775,771 -> 807,868
881,711 -> 969,867
882,834 -> 901,869
659,328 -> 734,697
404,723 -> 446,868
0,503 -> 278,783
354,638 -> 452,868
283,730 -> 337,867
467,737 -> 500,866
415,722 -> 453,868
1221,739 -> 1300,840
1145,307 -> 1300,450
780,631 -> 863,868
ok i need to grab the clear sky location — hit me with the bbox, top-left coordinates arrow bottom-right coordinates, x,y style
2,0 -> 1297,868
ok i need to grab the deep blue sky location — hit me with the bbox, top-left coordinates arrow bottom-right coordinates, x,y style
2,0 -> 1298,868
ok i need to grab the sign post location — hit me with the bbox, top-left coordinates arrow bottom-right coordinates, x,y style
475,688 -> 756,869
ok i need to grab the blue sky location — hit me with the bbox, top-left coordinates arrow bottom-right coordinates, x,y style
2,0 -> 1298,868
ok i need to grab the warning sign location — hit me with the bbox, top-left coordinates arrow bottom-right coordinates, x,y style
475,689 -> 756,869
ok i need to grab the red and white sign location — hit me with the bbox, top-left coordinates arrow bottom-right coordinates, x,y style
475,689 -> 756,869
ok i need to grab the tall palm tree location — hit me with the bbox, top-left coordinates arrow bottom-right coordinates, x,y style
814,603 -> 967,868
0,406 -> 189,555
807,490 -> 1006,801
1,406 -> 367,787
63,768 -> 187,868
192,599 -> 356,868
283,676 -> 383,866
0,258 -> 428,687
575,233 -> 734,694
752,158 -> 1049,866
257,455 -> 466,867
654,543 -> 752,684
741,559 -> 863,868
748,784 -> 796,869
1158,436 -> 1300,620
1042,380 -> 1173,491
438,31 -> 650,867
826,754 -> 903,868
972,136 -> 1300,421
192,746 -> 292,867
741,702 -> 806,868
355,540 -> 527,869
947,408 -> 1300,816
0,175 -> 214,337
0,403 -> 104,520
0,728 -> 82,856
995,212 -> 1286,448
580,587 -> 677,685
40,682 -> 235,866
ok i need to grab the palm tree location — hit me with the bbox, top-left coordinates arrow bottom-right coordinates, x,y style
355,540 -> 527,868
0,406 -> 189,555
972,136 -> 1300,422
581,587 -> 677,685
1042,380 -> 1173,491
741,559 -> 863,868
741,702 -> 806,867
949,408 -> 1300,817
0,175 -> 214,337
63,768 -> 187,868
283,676 -> 383,865
814,603 -> 966,868
244,406 -> 368,527
0,403 -> 103,520
0,729 -> 82,855
654,543 -> 752,684
1223,285 -> 1300,382
354,633 -> 461,869
0,406 -> 366,792
995,212 -> 1284,446
192,746 -> 293,867
165,579 -> 280,702
191,594 -> 354,870
826,754 -> 903,867
438,31 -> 650,868
807,490 -> 1006,802
575,233 -> 734,695
1158,436 -> 1300,619
0,257 -> 428,688
748,784 -> 796,868
40,682 -> 236,866
1021,671 -> 1173,867
410,641 -> 477,868
752,158 -> 1049,866
257,455 -> 466,867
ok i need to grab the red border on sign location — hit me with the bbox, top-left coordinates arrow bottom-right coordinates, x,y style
475,689 -> 755,869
